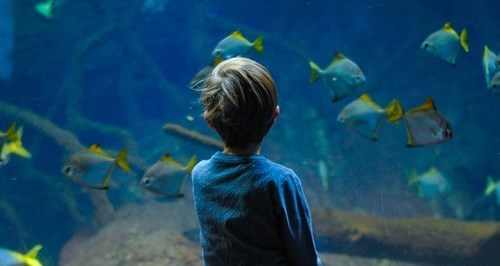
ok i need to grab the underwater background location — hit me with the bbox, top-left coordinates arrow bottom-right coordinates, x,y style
0,0 -> 499,265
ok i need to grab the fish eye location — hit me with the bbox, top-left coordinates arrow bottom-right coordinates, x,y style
63,166 -> 73,176
142,178 -> 151,185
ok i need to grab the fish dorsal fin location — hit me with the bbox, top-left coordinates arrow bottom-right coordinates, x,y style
333,52 -> 345,63
429,167 -> 438,173
408,97 -> 436,114
160,153 -> 184,168
443,22 -> 458,37
359,93 -> 382,109
230,30 -> 244,40
5,122 -> 17,140
88,144 -> 111,158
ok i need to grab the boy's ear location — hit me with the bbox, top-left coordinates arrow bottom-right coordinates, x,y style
273,106 -> 280,123
204,111 -> 216,130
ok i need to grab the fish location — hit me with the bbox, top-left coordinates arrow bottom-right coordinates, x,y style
212,31 -> 264,62
0,244 -> 43,266
317,160 -> 328,191
389,98 -> 452,147
488,71 -> 500,95
483,46 -> 498,86
309,53 -> 366,103
140,153 -> 197,197
485,176 -> 500,204
337,93 -> 402,141
0,122 -> 32,165
62,144 -> 131,190
421,22 -> 469,65
34,0 -> 54,19
408,167 -> 448,198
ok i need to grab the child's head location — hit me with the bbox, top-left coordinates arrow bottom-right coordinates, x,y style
200,57 -> 278,149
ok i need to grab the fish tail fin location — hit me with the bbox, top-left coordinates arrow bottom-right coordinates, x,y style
460,28 -> 469,52
23,244 -> 42,266
385,99 -> 404,123
3,142 -> 32,159
185,155 -> 198,175
253,35 -> 264,55
115,147 -> 132,173
485,176 -> 496,196
309,61 -> 322,83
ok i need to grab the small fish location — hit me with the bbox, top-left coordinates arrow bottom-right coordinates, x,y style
389,98 -> 452,147
34,0 -> 54,19
483,46 -> 498,86
62,144 -> 131,189
337,93 -> 402,141
0,122 -> 32,165
317,160 -> 328,191
484,176 -> 500,204
408,167 -> 448,198
141,154 -> 197,197
421,22 -> 469,65
212,31 -> 264,62
0,244 -> 43,266
488,71 -> 500,95
309,53 -> 366,102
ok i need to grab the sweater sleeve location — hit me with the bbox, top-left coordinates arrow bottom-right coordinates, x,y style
275,172 -> 322,266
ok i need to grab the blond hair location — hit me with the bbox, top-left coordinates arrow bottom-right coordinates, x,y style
200,57 -> 278,148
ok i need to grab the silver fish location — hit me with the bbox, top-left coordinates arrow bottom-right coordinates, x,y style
309,53 -> 366,102
483,46 -> 498,86
488,71 -> 500,95
402,98 -> 452,147
337,94 -> 400,141
62,144 -> 131,189
212,31 -> 263,60
141,154 -> 196,197
421,22 -> 468,65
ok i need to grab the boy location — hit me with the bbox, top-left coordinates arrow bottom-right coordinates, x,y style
192,57 -> 322,266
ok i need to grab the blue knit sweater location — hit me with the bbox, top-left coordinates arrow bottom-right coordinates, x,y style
192,152 -> 321,266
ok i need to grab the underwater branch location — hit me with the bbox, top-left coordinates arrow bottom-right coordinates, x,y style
163,123 -> 224,149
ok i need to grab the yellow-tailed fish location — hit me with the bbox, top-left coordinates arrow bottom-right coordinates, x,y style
389,98 -> 452,147
141,154 -> 197,198
309,53 -> 366,103
34,0 -> 54,19
488,71 -> 500,95
337,93 -> 402,141
0,122 -> 32,165
408,167 -> 448,198
212,31 -> 264,62
483,46 -> 498,86
62,144 -> 131,189
421,22 -> 468,65
317,160 -> 328,191
0,244 -> 43,266
485,176 -> 500,204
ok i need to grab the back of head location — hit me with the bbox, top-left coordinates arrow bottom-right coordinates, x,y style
200,57 -> 278,148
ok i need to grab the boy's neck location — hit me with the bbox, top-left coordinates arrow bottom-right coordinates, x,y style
223,143 -> 261,155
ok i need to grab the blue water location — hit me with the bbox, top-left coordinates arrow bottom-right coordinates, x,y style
0,0 -> 499,265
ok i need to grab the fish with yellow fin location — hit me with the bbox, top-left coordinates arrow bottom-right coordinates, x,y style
141,153 -> 197,198
0,122 -> 32,166
0,244 -> 43,266
485,176 -> 500,204
212,31 -> 264,62
483,46 -> 498,86
34,0 -> 54,19
389,98 -> 452,147
309,53 -> 366,102
408,167 -> 448,198
62,144 -> 131,190
337,93 -> 402,141
421,22 -> 469,65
